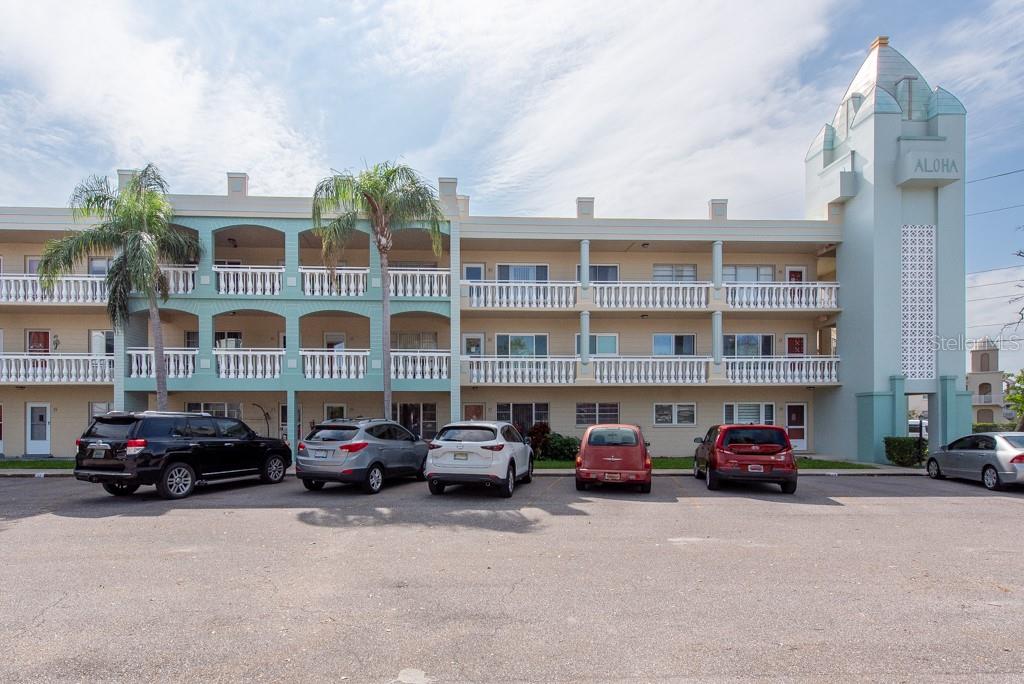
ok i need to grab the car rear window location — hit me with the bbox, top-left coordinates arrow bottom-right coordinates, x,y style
722,428 -> 789,447
306,426 -> 360,441
84,419 -> 135,440
588,428 -> 638,446
1001,435 -> 1024,448
137,417 -> 188,438
436,426 -> 497,442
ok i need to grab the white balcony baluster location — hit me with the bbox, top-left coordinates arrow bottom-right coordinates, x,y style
214,348 -> 284,379
160,266 -> 197,294
127,348 -> 197,378
465,281 -> 578,309
391,350 -> 450,379
592,282 -> 709,309
592,357 -> 709,384
214,265 -> 284,296
0,274 -> 107,304
725,282 -> 839,309
725,356 -> 840,384
300,349 -> 369,379
300,267 -> 368,296
390,268 -> 450,297
467,356 -> 578,384
0,354 -> 114,383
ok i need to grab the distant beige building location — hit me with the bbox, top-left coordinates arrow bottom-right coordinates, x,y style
968,338 -> 1006,423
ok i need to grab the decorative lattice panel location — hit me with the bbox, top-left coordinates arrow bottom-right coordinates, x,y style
901,223 -> 936,380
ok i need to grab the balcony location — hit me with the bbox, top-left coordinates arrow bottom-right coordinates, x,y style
0,354 -> 114,383
592,356 -> 710,384
214,348 -> 284,379
127,348 -> 198,378
160,266 -> 197,294
390,268 -> 450,297
724,356 -> 839,384
300,349 -> 369,379
725,282 -> 839,310
300,267 -> 368,297
0,274 -> 107,304
392,350 -> 450,379
467,356 -> 578,385
465,281 -> 578,309
592,282 -> 709,310
972,394 -> 999,405
214,265 -> 283,296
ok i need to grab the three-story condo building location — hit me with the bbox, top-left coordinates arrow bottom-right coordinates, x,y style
0,37 -> 971,462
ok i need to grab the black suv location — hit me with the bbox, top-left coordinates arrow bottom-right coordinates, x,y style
75,411 -> 292,499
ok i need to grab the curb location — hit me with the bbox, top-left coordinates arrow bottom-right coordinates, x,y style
534,469 -> 923,477
0,471 -> 76,478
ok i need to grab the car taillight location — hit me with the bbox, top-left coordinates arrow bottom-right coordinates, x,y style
429,442 -> 442,450
298,442 -> 306,450
339,442 -> 369,453
644,455 -> 652,469
575,454 -> 582,467
482,444 -> 505,452
125,438 -> 147,456
1011,454 -> 1024,464
75,439 -> 83,447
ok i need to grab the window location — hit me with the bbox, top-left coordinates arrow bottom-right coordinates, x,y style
501,425 -> 520,442
463,403 -> 485,420
214,332 -> 242,348
25,257 -> 41,274
90,402 -> 112,418
391,402 -> 438,438
576,402 -> 620,426
324,404 -> 346,421
723,265 -> 774,282
723,334 -> 774,357
391,332 -> 438,350
653,403 -> 696,426
184,331 -> 199,348
575,264 -> 619,282
437,425 -> 497,442
652,264 -> 697,282
496,334 -> 548,356
215,418 -> 250,438
980,353 -> 991,372
185,402 -> 242,419
587,427 -> 638,446
497,264 -> 548,282
187,417 -> 218,437
84,418 -> 134,439
722,427 -> 788,447
305,426 -> 359,441
496,403 -> 549,432
574,334 -> 618,356
138,417 -> 188,438
462,263 -> 485,281
90,330 -> 114,355
723,402 -> 774,425
653,334 -> 696,356
88,258 -> 112,275
324,333 -> 346,351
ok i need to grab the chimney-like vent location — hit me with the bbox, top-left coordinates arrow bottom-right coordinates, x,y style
227,172 -> 249,197
116,169 -> 137,191
576,197 -> 595,219
708,198 -> 728,221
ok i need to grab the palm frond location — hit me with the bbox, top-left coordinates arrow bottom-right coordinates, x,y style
37,223 -> 125,289
105,255 -> 134,331
69,175 -> 116,219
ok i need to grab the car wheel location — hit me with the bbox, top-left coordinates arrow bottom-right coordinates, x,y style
499,462 -> 515,498
428,480 -> 446,495
522,457 -> 534,484
260,454 -> 287,484
982,465 -> 1001,491
102,482 -> 140,496
416,457 -> 427,482
780,480 -> 797,494
575,478 -> 588,491
705,463 -> 721,491
638,481 -> 652,494
302,479 -> 325,491
157,462 -> 196,500
926,458 -> 944,479
362,464 -> 384,494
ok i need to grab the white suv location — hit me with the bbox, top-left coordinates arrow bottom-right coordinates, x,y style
425,421 -> 534,497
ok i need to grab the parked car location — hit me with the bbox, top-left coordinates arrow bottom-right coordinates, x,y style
927,432 -> 1024,490
74,411 -> 292,499
575,424 -> 652,493
295,418 -> 428,494
693,424 -> 798,493
424,421 -> 533,497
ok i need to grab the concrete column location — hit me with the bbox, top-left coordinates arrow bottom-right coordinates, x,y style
286,389 -> 297,453
712,240 -> 723,289
283,229 -> 300,296
712,311 -> 723,364
196,228 -> 216,296
580,239 -> 590,290
889,375 -> 907,437
367,240 -> 382,297
580,311 -> 591,365
448,218 -> 462,422
197,309 -> 215,377
284,311 -> 301,378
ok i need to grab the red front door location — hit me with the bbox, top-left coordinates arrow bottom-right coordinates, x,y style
27,331 -> 50,354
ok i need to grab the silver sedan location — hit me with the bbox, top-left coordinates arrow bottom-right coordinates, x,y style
928,432 -> 1024,490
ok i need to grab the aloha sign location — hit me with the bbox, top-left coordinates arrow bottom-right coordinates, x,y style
913,157 -> 959,174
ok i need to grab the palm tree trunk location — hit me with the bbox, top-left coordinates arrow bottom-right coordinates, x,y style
380,248 -> 392,420
148,294 -> 168,411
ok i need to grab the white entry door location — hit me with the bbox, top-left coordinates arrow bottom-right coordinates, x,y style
785,403 -> 807,451
26,402 -> 51,455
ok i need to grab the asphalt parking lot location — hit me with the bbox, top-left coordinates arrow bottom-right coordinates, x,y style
1,474 -> 1023,683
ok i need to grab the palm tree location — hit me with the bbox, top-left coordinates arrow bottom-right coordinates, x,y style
311,161 -> 446,418
38,163 -> 201,411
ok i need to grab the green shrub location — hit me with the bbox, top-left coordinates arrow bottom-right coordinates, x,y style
542,433 -> 580,460
972,422 -> 1016,433
527,422 -> 551,455
884,436 -> 928,467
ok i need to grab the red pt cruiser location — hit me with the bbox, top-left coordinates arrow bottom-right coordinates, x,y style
693,424 -> 798,494
575,424 -> 652,493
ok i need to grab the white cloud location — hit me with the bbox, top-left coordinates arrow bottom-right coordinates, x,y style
0,0 -> 325,202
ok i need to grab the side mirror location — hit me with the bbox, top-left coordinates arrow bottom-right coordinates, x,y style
644,441 -> 651,447
693,437 -> 703,444
523,437 -> 530,445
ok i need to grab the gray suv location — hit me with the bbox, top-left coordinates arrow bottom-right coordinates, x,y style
295,418 -> 428,494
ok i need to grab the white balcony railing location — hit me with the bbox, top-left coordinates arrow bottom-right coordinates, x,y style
127,348 -> 198,378
467,356 -> 578,384
300,349 -> 369,379
593,282 -> 709,309
0,354 -> 114,383
391,350 -> 450,379
214,265 -> 284,296
725,356 -> 840,384
465,281 -> 578,309
592,356 -> 710,384
0,274 -> 107,304
390,268 -> 450,297
300,267 -> 368,297
972,394 -> 998,405
214,348 -> 285,379
725,282 -> 839,309
160,266 -> 197,294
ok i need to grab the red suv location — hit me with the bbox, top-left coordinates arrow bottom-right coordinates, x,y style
575,424 -> 652,493
693,424 -> 797,493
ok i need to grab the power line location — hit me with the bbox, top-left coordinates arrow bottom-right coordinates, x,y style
967,168 -> 1024,184
967,279 -> 1024,288
966,202 -> 1024,217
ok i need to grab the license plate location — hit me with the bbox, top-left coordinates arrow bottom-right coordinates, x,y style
604,473 -> 620,481
454,452 -> 469,460
748,464 -> 764,472
313,449 -> 330,459
89,449 -> 106,459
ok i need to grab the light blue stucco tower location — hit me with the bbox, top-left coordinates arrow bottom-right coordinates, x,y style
806,36 -> 972,462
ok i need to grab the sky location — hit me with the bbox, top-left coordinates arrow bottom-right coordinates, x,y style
1,0 -> 1023,352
